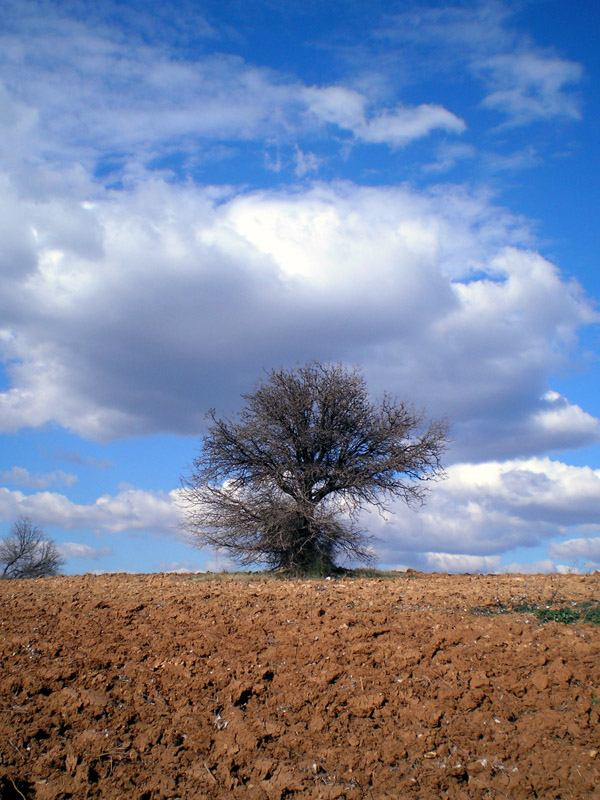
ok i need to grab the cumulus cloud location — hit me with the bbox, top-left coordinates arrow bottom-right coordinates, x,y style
155,561 -> 205,574
443,458 -> 600,526
0,2 -> 594,462
550,537 -> 600,561
0,486 -> 181,534
0,176 -> 596,460
366,457 -> 600,568
550,537 -> 600,570
422,552 -> 502,573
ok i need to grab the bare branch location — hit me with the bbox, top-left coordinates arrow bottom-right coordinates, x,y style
181,362 -> 447,575
0,517 -> 64,579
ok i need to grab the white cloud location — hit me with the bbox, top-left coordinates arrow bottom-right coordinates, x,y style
424,142 -> 476,174
1,456 -> 599,572
204,550 -> 239,573
550,536 -> 600,568
482,146 -> 540,173
366,457 -> 600,568
0,177 -> 596,460
531,392 -> 599,448
479,52 -> 582,124
422,552 -> 502,573
302,85 -> 366,130
382,1 -> 513,53
59,542 -> 112,560
293,147 -> 323,178
0,466 -> 77,489
444,458 -> 600,525
0,5 -> 593,460
0,486 -> 181,534
0,9 -> 463,172
499,559 -> 582,575
358,104 -> 465,146
383,1 -> 584,127
155,561 -> 205,574
303,86 -> 465,146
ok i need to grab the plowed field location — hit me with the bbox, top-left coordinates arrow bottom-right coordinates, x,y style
1,572 -> 598,799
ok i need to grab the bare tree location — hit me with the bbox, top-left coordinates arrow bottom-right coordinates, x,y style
0,517 -> 64,579
181,362 -> 447,575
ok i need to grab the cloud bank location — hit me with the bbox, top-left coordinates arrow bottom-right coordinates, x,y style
2,456 -> 599,572
0,177 -> 597,461
367,457 -> 600,560
0,486 -> 179,535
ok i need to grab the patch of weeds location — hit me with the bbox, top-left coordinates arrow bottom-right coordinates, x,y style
470,603 -> 511,617
533,606 -> 580,624
470,601 -> 600,625
580,601 -> 600,625
531,601 -> 600,625
511,603 -> 538,614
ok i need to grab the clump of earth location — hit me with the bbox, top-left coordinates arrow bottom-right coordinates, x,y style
1,572 -> 598,798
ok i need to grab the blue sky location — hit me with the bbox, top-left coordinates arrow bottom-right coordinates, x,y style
1,0 -> 599,574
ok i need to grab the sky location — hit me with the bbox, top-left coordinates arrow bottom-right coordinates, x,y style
1,0 -> 599,575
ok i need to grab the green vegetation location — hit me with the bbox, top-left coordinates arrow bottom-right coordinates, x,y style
471,600 -> 600,625
577,601 -> 600,625
532,606 -> 580,624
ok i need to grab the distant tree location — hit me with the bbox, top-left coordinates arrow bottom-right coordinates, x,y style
181,362 -> 447,576
0,517 -> 64,579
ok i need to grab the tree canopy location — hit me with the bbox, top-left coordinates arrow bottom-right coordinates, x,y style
181,362 -> 447,575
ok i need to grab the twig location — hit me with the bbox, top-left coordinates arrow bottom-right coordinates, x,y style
204,762 -> 218,783
8,739 -> 25,761
9,778 -> 27,800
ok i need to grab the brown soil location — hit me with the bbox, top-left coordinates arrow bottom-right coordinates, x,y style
0,572 -> 599,799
